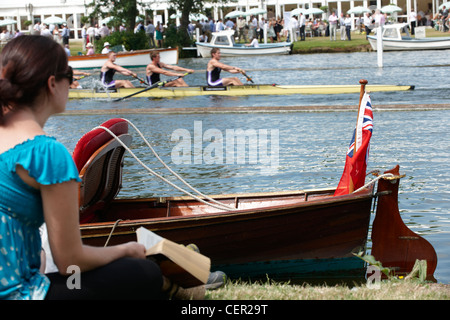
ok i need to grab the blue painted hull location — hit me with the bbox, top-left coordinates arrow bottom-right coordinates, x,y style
214,257 -> 365,281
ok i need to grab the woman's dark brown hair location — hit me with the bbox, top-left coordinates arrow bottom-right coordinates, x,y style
0,35 -> 69,122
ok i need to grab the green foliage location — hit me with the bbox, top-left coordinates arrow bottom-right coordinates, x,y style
356,254 -> 391,277
87,0 -> 138,31
405,259 -> 428,282
355,253 -> 428,282
168,0 -> 203,15
96,31 -> 148,53
164,23 -> 194,49
80,16 -> 90,25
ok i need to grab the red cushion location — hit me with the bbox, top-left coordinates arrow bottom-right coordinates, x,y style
73,118 -> 128,172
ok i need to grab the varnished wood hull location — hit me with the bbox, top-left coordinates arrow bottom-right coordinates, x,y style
80,187 -> 374,281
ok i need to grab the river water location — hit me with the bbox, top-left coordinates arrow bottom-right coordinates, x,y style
46,49 -> 450,284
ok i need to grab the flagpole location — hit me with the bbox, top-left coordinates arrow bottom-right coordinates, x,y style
355,79 -> 368,153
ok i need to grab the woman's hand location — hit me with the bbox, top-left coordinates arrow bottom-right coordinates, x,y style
120,242 -> 147,259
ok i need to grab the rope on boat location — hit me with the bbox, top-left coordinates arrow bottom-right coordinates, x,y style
94,123 -> 239,212
353,172 -> 398,194
125,120 -> 241,211
124,119 -> 236,210
94,121 -> 405,211
104,219 -> 122,247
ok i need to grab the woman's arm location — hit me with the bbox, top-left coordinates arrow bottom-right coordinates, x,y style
41,180 -> 146,275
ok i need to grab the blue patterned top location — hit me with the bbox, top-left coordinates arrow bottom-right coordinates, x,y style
0,135 -> 81,300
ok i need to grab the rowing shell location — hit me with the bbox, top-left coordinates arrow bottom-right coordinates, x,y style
68,84 -> 414,99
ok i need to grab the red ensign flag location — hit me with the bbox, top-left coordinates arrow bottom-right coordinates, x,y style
334,93 -> 373,196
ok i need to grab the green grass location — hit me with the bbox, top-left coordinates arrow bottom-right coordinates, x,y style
292,33 -> 370,53
205,278 -> 450,300
205,259 -> 450,300
291,27 -> 447,54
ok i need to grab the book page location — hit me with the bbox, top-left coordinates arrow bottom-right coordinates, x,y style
135,227 -> 211,287
136,227 -> 164,249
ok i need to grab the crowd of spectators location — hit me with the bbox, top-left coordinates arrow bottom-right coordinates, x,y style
2,6 -> 449,51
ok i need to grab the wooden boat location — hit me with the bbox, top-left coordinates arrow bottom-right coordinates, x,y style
68,83 -> 414,99
75,119 -> 374,280
81,187 -> 374,281
68,47 -> 178,69
75,116 -> 437,282
195,30 -> 292,58
368,23 -> 450,51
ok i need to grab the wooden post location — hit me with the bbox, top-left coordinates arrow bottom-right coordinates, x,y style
355,79 -> 368,153
377,26 -> 383,67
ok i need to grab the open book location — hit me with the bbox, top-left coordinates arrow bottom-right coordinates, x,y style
136,227 -> 211,288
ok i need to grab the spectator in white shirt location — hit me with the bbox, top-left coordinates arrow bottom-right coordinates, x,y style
99,24 -> 110,38
363,12 -> 373,39
410,9 -> 417,35
101,42 -> 111,54
245,36 -> 259,47
329,12 -> 338,41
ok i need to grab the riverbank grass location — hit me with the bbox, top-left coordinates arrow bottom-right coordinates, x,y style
206,278 -> 450,300
206,258 -> 449,300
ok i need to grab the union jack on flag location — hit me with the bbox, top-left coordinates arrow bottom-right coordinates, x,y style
334,93 -> 373,196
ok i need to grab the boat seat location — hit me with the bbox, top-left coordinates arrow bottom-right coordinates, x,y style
73,118 -> 132,223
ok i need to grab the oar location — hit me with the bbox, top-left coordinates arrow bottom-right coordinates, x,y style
114,73 -> 189,102
73,72 -> 92,81
240,70 -> 254,84
75,75 -> 89,81
132,74 -> 149,86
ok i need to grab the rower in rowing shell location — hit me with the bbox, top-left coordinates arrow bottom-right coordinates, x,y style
70,70 -> 91,89
206,48 -> 244,86
146,52 -> 194,87
100,51 -> 136,89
